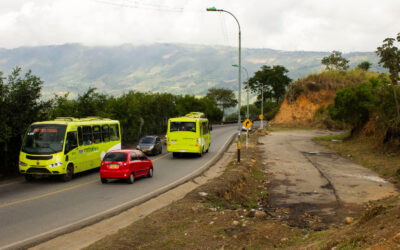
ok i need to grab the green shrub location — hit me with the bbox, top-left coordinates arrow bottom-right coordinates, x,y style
329,81 -> 377,130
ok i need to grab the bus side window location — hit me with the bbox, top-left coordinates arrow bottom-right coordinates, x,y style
203,122 -> 208,134
77,126 -> 83,146
110,124 -> 119,141
102,125 -> 110,142
83,126 -> 93,145
93,125 -> 101,144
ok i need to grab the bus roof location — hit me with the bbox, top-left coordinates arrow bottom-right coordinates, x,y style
31,117 -> 119,126
168,116 -> 208,122
185,112 -> 206,118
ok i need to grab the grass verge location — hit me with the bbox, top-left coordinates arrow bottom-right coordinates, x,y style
315,132 -> 400,183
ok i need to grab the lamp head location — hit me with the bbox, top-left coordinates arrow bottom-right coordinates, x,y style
206,7 -> 222,11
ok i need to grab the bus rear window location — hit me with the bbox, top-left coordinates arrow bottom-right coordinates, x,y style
170,122 -> 196,132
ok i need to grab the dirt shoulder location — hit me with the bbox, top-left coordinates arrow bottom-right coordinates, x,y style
83,129 -> 400,249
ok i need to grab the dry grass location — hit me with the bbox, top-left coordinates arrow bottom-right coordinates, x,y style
317,135 -> 400,184
286,70 -> 381,104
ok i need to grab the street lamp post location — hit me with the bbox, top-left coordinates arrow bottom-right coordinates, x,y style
232,64 -> 249,148
207,7 -> 242,162
261,81 -> 264,129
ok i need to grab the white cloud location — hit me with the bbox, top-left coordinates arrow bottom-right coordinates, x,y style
0,0 -> 399,52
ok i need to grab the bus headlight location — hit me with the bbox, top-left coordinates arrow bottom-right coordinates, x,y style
49,162 -> 63,168
149,146 -> 154,150
19,161 -> 28,167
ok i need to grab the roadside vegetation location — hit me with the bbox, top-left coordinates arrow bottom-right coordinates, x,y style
0,69 -> 237,178
85,128 -> 400,249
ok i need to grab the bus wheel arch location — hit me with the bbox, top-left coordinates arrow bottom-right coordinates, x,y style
24,174 -> 35,182
61,163 -> 74,182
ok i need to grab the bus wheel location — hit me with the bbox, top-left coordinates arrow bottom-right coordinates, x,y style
127,172 -> 135,184
24,174 -> 34,182
172,152 -> 178,158
61,165 -> 74,182
198,148 -> 204,157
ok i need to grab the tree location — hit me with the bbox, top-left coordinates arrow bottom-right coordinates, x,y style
175,95 -> 222,123
330,82 -> 376,134
246,65 -> 291,104
321,51 -> 349,71
77,87 -> 109,117
376,33 -> 400,117
0,67 -> 50,174
0,72 -> 11,143
206,88 -> 237,118
357,61 -> 372,71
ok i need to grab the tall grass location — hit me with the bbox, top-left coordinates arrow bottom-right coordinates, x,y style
286,70 -> 384,104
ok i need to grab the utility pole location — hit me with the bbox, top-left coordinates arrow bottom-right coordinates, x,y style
207,7 -> 242,162
232,64 -> 249,148
257,81 -> 264,129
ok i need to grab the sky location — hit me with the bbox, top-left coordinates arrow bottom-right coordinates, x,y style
0,0 -> 399,52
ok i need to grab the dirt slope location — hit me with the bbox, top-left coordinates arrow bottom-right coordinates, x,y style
271,70 -> 378,127
272,90 -> 335,126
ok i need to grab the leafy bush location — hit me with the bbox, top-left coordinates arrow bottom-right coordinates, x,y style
329,76 -> 400,139
329,81 -> 377,130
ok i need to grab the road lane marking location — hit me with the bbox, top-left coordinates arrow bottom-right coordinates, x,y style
152,152 -> 171,162
0,179 -> 99,209
0,153 -> 170,209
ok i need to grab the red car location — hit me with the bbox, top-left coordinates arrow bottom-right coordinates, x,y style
100,149 -> 153,184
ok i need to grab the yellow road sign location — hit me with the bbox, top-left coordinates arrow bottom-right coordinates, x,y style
259,114 -> 264,120
242,118 -> 253,129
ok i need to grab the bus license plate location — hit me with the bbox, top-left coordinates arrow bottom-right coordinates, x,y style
180,150 -> 185,152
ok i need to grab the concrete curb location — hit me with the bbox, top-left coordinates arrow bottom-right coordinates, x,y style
3,132 -> 236,250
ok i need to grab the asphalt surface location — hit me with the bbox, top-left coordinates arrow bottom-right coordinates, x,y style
0,124 -> 236,249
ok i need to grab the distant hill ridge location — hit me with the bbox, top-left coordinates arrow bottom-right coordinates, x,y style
0,43 -> 382,98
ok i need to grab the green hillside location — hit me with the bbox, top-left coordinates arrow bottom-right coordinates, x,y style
0,43 -> 382,98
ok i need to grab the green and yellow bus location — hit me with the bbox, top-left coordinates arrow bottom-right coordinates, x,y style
19,117 -> 121,181
166,112 -> 211,157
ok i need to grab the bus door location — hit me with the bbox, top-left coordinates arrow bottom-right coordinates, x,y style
199,121 -> 204,151
203,122 -> 209,150
64,131 -> 79,173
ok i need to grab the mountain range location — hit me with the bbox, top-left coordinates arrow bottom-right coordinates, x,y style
0,43 -> 382,99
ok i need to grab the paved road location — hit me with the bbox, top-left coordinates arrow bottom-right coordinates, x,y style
260,130 -> 398,227
0,125 -> 236,249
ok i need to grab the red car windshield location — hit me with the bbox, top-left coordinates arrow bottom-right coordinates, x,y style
103,152 -> 127,162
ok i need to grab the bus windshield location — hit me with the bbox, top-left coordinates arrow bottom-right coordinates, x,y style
170,122 -> 196,132
22,124 -> 67,154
